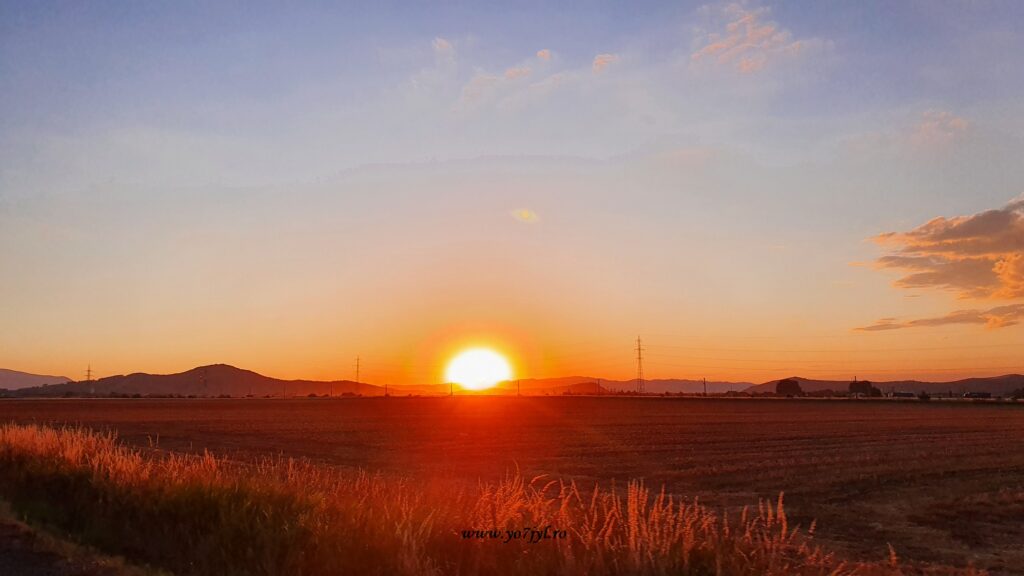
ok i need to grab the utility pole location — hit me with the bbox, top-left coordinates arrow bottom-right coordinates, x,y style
450,381 -> 454,397
703,377 -> 707,397
355,356 -> 360,386
635,336 -> 645,394
517,379 -> 521,397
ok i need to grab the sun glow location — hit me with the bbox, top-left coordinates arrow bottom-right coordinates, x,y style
445,348 -> 512,391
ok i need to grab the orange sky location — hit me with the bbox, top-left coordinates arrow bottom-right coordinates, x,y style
3,3 -> 1024,384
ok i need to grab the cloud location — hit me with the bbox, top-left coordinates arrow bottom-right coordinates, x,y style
536,49 -> 552,61
856,304 -> 1024,331
511,208 -> 539,224
592,53 -> 620,74
432,37 -> 454,58
871,197 -> 1024,299
911,109 -> 970,147
843,109 -> 972,157
691,4 -> 813,73
457,73 -> 501,109
504,66 -> 531,80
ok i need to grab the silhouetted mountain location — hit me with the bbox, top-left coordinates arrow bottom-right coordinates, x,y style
746,375 -> 1024,396
493,377 -> 750,395
14,365 -> 1020,398
13,364 -> 381,397
0,368 -> 71,390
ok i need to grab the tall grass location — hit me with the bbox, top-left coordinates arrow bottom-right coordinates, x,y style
0,423 -> 978,575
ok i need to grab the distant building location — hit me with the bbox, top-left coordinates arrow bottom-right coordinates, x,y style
890,391 -> 916,398
963,392 -> 992,399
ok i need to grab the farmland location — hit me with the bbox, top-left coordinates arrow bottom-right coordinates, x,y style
0,397 -> 1022,573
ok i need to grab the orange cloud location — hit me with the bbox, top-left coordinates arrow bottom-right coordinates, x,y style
861,198 -> 1024,331
871,197 -> 1024,299
592,53 -> 619,74
504,66 -> 531,80
856,304 -> 1024,331
692,4 -> 808,73
536,49 -> 552,61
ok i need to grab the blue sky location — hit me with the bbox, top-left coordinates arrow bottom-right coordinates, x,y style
2,1 -> 1023,382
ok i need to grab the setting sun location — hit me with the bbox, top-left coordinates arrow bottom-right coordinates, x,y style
445,348 -> 512,391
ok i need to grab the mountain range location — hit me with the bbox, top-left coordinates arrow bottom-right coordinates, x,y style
2,365 -> 1021,397
748,375 -> 1024,396
0,368 -> 71,390
9,364 -> 375,397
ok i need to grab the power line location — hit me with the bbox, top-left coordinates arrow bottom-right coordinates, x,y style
635,336 -> 645,394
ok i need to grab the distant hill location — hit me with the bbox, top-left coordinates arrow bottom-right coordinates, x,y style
604,378 -> 752,394
12,364 -> 381,397
0,368 -> 71,390
746,375 -> 1024,396
13,365 -> 1019,398
497,377 -> 751,395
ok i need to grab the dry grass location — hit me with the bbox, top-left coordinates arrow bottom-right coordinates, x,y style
0,423 -> 980,576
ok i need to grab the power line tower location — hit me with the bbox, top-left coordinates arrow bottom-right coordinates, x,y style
635,336 -> 645,394
355,356 -> 360,385
86,364 -> 94,395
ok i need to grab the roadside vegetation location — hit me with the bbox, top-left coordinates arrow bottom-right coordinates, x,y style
0,423 -> 981,575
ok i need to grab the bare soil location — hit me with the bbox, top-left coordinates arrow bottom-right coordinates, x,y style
1,397 -> 1021,573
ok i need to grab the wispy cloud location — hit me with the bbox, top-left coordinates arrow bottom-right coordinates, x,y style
856,304 -> 1024,331
504,66 -> 531,80
591,53 -> 620,74
691,3 -> 819,73
432,37 -> 455,59
456,73 -> 500,109
511,208 -> 539,223
536,49 -> 552,61
911,109 -> 970,148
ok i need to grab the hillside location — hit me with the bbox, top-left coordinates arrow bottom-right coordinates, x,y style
0,369 -> 71,390
746,375 -> 1024,396
501,377 -> 751,394
12,364 -> 381,397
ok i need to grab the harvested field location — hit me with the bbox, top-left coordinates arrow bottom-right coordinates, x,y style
0,397 -> 1021,573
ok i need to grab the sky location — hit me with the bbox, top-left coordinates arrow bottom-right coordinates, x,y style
2,0 -> 1023,385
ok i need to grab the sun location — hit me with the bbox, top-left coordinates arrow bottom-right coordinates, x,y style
445,348 -> 512,391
